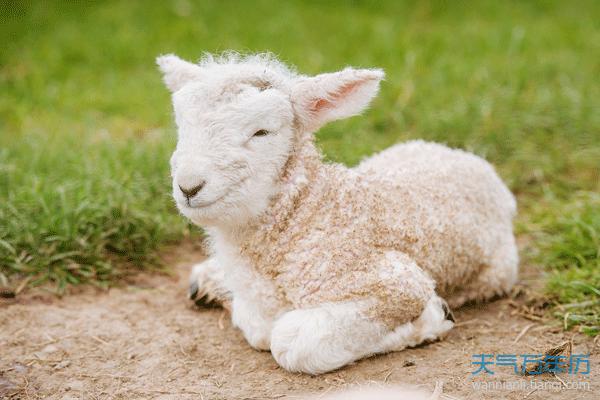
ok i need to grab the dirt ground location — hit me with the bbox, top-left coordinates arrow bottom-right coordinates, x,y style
1,242 -> 598,400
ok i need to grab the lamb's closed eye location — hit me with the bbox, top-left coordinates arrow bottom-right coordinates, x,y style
253,129 -> 269,137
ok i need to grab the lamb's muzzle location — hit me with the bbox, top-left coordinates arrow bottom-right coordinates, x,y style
157,52 -> 519,374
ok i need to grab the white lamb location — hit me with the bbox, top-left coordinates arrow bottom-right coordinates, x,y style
156,52 -> 518,375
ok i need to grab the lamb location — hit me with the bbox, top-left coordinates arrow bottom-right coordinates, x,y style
156,52 -> 519,375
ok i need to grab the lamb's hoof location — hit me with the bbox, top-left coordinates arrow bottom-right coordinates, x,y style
194,294 -> 221,308
188,282 -> 221,308
188,281 -> 199,300
441,300 -> 455,323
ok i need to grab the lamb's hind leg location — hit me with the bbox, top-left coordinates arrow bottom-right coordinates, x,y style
270,251 -> 454,374
376,295 -> 455,353
188,257 -> 232,310
446,235 -> 519,308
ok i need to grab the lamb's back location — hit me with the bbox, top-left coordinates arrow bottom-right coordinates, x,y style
356,140 -> 516,293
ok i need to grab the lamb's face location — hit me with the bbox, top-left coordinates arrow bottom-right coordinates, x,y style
157,53 -> 384,227
169,79 -> 295,226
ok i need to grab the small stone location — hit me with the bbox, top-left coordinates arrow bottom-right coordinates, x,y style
41,344 -> 59,354
33,344 -> 59,360
11,363 -> 27,374
66,380 -> 85,391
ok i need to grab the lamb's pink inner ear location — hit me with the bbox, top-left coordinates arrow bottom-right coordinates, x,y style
311,98 -> 331,112
294,68 -> 384,131
310,81 -> 361,113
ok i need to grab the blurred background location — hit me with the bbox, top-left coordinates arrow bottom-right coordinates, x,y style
0,1 -> 598,334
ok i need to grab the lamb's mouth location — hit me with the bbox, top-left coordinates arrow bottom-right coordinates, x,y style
182,176 -> 248,209
187,199 -> 219,209
185,193 -> 225,209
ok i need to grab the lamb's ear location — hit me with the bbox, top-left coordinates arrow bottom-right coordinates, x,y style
291,67 -> 384,131
156,54 -> 203,92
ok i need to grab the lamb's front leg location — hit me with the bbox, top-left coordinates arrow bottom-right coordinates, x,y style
270,252 -> 454,374
230,295 -> 276,350
190,258 -> 284,350
270,296 -> 453,374
228,267 -> 288,351
188,257 -> 232,309
270,300 -> 385,374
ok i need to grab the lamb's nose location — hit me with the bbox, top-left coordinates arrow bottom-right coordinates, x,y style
179,181 -> 206,199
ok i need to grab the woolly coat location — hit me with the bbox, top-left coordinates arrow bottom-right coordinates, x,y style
238,137 -> 518,327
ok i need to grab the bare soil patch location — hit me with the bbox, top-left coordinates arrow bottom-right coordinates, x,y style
1,242 -> 598,399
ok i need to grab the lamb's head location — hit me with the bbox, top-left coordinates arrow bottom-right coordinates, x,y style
157,53 -> 384,227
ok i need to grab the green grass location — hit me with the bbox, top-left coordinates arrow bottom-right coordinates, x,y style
0,1 -> 598,331
526,193 -> 600,336
0,134 -> 186,291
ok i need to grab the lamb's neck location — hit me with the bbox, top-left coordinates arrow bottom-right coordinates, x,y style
212,138 -> 326,249
267,138 -> 325,224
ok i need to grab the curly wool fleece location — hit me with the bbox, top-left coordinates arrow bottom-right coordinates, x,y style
240,137 -> 517,327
